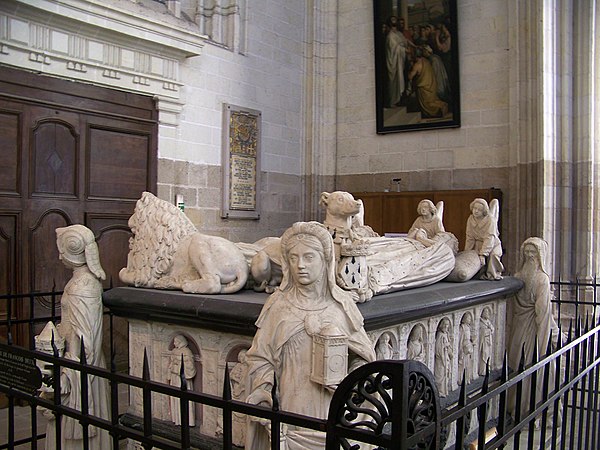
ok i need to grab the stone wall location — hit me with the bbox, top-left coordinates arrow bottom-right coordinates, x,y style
157,159 -> 302,243
156,1 -> 308,242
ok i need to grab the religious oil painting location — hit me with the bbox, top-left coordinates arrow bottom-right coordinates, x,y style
373,0 -> 460,133
221,104 -> 262,219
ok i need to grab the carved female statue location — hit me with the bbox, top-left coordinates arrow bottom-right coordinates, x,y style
458,314 -> 474,384
479,307 -> 494,375
167,334 -> 197,426
245,221 -> 376,449
508,237 -> 560,417
55,225 -> 111,450
407,325 -> 426,364
464,198 -> 504,280
434,318 -> 453,397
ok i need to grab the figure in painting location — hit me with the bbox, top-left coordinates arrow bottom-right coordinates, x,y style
245,221 -> 376,449
434,318 -> 453,397
407,325 -> 426,364
479,307 -> 495,375
458,314 -> 475,384
167,334 -> 197,427
385,16 -> 410,107
376,332 -> 395,360
55,225 -> 111,450
407,46 -> 448,118
464,198 -> 504,280
508,237 -> 561,418
407,199 -> 458,253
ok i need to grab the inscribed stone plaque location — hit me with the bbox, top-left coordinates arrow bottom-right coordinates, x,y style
222,104 -> 261,219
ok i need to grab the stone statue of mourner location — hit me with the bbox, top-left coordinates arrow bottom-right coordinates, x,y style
244,221 -> 376,449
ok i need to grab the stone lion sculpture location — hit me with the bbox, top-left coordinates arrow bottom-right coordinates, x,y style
119,192 -> 249,294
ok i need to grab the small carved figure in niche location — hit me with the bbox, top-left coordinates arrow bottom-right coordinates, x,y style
55,225 -> 111,450
434,318 -> 453,397
479,307 -> 495,375
229,349 -> 249,447
245,221 -> 375,449
167,334 -> 197,427
376,332 -> 395,360
508,237 -> 561,418
407,325 -> 426,364
407,199 -> 458,253
458,313 -> 475,384
464,198 -> 504,280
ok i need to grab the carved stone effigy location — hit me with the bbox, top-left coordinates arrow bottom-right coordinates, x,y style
166,335 -> 197,427
39,225 -> 112,450
479,307 -> 494,375
229,349 -> 249,447
319,191 -> 456,301
434,318 -> 453,397
457,313 -> 475,384
507,237 -> 561,419
119,192 -> 249,294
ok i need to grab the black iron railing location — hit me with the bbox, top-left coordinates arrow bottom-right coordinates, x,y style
1,279 -> 600,449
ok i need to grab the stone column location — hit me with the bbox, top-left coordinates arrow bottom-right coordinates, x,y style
303,0 -> 338,221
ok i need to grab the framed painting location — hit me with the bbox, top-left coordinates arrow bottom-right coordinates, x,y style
221,104 -> 262,219
373,0 -> 460,133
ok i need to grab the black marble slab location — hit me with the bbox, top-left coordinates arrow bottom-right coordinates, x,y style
103,277 -> 523,336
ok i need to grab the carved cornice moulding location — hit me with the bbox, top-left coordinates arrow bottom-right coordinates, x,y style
0,0 -> 205,123
7,0 -> 205,57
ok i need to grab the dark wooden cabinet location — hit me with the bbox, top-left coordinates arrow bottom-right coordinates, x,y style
352,189 -> 502,251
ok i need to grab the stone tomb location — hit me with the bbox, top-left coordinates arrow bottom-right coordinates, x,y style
104,277 -> 522,446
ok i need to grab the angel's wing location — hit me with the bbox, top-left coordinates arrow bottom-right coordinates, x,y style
489,198 -> 500,222
435,201 -> 444,221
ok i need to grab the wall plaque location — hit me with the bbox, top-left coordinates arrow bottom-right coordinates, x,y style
221,104 -> 262,219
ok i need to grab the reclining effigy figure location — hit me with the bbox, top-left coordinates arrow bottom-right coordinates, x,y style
320,191 -> 456,301
119,192 -> 249,294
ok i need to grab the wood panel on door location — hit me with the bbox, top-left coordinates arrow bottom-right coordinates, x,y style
0,66 -> 158,345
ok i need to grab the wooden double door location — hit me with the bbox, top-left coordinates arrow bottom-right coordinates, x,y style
0,66 -> 157,344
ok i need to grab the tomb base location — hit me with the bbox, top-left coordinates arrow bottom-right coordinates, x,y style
104,277 -> 522,444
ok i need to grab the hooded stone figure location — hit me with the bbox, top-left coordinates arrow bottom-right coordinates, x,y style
244,221 -> 375,450
508,237 -> 560,418
54,224 -> 111,450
